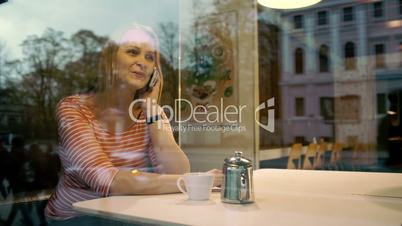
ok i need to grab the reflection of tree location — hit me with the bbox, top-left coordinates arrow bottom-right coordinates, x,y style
158,22 -> 178,68
4,28 -> 107,139
157,22 -> 179,107
62,30 -> 108,96
0,41 -> 7,88
157,22 -> 180,141
2,25 -> 177,140
5,29 -> 68,138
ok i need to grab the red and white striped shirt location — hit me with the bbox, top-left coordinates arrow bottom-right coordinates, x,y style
45,95 -> 166,220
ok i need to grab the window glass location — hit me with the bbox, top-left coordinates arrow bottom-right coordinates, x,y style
343,6 -> 354,22
295,48 -> 304,74
377,93 -> 387,114
373,2 -> 383,18
293,15 -> 304,29
295,97 -> 305,116
375,44 -> 385,69
0,0 -> 181,224
317,11 -> 328,26
319,45 -> 330,72
294,136 -> 306,144
0,0 -> 401,224
320,97 -> 334,120
344,42 -> 356,70
400,0 -> 402,15
399,42 -> 402,66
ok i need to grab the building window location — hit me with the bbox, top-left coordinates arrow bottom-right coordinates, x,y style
373,1 -> 384,18
343,7 -> 354,22
320,97 -> 334,120
399,0 -> 402,15
293,15 -> 303,29
317,11 -> 328,26
318,45 -> 330,72
374,44 -> 385,69
344,42 -> 356,70
295,97 -> 305,116
294,136 -> 306,145
377,93 -> 387,114
336,95 -> 361,122
295,48 -> 304,74
399,42 -> 402,67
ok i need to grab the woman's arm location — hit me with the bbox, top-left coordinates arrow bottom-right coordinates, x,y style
109,168 -> 222,195
109,170 -> 181,195
139,65 -> 190,175
147,118 -> 191,174
57,97 -> 187,197
108,114 -> 190,195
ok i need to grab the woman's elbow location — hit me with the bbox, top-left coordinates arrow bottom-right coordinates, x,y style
174,146 -> 191,174
109,170 -> 132,195
160,156 -> 190,174
179,158 -> 191,174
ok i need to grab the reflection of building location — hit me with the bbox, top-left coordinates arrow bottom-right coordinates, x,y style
280,0 -> 402,146
258,8 -> 282,148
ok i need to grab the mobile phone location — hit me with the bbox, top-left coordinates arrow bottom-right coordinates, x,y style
148,69 -> 159,89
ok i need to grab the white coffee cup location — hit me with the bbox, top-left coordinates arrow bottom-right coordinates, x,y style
176,172 -> 214,200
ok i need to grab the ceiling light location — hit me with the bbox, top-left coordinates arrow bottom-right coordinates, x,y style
257,0 -> 322,9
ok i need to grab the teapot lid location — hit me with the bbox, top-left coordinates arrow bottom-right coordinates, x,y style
224,151 -> 252,167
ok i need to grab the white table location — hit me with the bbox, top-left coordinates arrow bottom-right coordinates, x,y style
73,169 -> 402,226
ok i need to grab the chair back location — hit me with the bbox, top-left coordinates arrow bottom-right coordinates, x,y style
303,143 -> 318,169
330,142 -> 343,165
314,141 -> 327,169
287,143 -> 303,169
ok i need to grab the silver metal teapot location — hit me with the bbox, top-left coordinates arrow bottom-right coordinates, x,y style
221,151 -> 254,204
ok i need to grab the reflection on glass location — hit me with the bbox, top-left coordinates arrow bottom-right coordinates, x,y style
259,0 -> 402,173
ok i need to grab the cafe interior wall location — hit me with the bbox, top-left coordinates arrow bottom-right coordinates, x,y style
178,0 -> 260,171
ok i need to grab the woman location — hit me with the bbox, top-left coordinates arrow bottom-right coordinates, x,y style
45,24 -> 220,223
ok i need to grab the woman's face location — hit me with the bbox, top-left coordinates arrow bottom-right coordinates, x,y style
114,30 -> 157,91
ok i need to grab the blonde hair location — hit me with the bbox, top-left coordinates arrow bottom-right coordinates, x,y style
97,24 -> 163,103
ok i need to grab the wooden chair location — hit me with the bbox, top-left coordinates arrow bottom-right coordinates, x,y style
287,143 -> 303,169
329,142 -> 343,170
314,141 -> 327,169
302,143 -> 318,170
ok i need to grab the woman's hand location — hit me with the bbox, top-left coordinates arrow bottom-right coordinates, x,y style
140,69 -> 163,116
143,71 -> 162,101
207,169 -> 223,187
